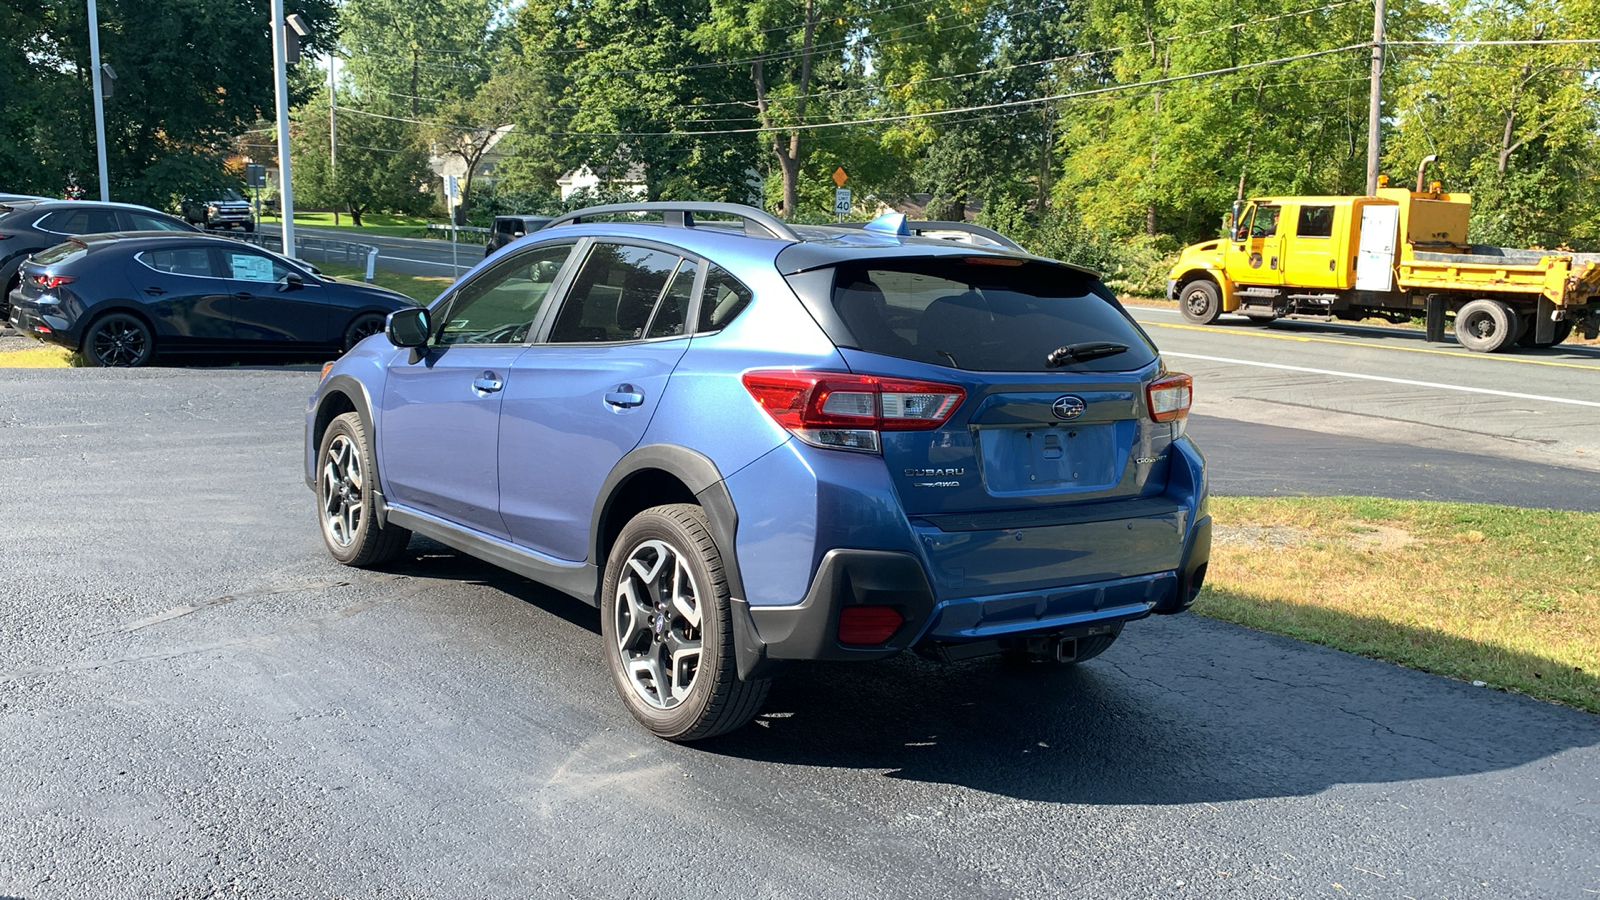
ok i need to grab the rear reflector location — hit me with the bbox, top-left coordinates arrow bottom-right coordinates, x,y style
838,606 -> 904,645
1146,373 -> 1192,422
742,370 -> 964,454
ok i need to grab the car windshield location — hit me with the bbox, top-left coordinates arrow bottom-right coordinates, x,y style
218,189 -> 245,202
823,257 -> 1158,373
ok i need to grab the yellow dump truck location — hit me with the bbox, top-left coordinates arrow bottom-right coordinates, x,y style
1166,182 -> 1600,352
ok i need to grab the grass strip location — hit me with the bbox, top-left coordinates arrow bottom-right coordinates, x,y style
0,341 -> 75,367
313,262 -> 452,305
1196,495 -> 1599,713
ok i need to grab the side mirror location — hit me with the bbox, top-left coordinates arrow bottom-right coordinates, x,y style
386,306 -> 431,349
283,272 -> 304,291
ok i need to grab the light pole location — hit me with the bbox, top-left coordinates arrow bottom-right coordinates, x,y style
270,2 -> 311,256
87,0 -> 110,201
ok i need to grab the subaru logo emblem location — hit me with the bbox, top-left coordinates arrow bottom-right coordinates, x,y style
1051,395 -> 1086,420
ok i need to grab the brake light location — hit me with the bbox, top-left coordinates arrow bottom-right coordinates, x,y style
838,606 -> 904,645
32,274 -> 75,289
742,370 -> 965,453
1146,373 -> 1192,422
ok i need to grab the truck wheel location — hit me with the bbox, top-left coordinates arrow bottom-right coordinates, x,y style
600,504 -> 770,741
1178,280 -> 1222,325
1454,299 -> 1517,353
1517,319 -> 1573,349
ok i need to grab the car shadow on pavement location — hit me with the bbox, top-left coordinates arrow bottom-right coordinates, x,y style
700,614 -> 1600,805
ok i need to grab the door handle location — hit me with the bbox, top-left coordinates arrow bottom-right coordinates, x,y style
233,292 -> 254,299
144,286 -> 167,296
604,387 -> 645,408
472,372 -> 504,394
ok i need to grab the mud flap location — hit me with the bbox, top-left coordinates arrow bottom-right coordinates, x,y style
1535,295 -> 1556,345
1425,294 -> 1447,343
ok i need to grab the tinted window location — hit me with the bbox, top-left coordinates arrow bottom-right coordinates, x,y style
33,241 -> 87,266
824,258 -> 1157,373
697,264 -> 752,332
40,208 -> 119,235
127,212 -> 190,232
548,243 -> 680,343
438,242 -> 574,345
140,248 -> 218,277
648,260 -> 696,339
225,250 -> 292,283
1297,205 -> 1334,238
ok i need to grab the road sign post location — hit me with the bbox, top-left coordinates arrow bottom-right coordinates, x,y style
833,188 -> 852,221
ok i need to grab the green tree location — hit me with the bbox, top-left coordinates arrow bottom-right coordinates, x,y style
4,0 -> 336,206
293,91 -> 433,225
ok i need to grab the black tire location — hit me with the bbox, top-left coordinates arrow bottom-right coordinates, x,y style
600,504 -> 769,741
81,313 -> 155,367
316,412 -> 411,567
1178,279 -> 1223,325
1454,299 -> 1517,353
243,220 -> 256,233
1517,318 -> 1573,349
342,313 -> 386,352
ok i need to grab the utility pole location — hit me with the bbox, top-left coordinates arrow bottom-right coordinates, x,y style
328,54 -> 337,179
1365,0 -> 1387,195
87,0 -> 110,201
270,0 -> 297,256
411,45 -> 419,118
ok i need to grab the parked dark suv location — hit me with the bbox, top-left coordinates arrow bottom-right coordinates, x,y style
485,214 -> 553,257
307,202 -> 1210,741
181,189 -> 255,232
1,198 -> 196,322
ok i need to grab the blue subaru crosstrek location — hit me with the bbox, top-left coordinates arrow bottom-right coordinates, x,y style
306,202 -> 1210,741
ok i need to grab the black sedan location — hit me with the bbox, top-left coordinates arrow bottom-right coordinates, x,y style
7,233 -> 416,367
1,198 -> 196,320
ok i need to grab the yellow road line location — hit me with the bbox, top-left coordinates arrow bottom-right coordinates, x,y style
1143,320 -> 1600,371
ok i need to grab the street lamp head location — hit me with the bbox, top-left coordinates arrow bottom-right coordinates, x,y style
285,13 -> 311,36
101,63 -> 117,81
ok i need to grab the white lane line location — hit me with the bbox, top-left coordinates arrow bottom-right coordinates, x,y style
1165,351 -> 1600,409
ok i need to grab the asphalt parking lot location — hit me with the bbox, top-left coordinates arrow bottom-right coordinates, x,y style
1,367 -> 1597,898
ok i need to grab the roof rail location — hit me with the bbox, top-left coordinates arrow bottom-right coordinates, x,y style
837,219 -> 1026,252
546,202 -> 801,242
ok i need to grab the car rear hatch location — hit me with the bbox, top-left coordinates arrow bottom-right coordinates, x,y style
783,254 -> 1192,600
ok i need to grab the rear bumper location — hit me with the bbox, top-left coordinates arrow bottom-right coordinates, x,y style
732,516 -> 1210,678
6,299 -> 77,349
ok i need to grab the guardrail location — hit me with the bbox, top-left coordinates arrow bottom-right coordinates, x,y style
224,231 -> 380,282
425,223 -> 490,245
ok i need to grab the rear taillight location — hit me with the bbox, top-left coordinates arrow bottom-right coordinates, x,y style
742,370 -> 965,454
1146,373 -> 1192,422
32,274 -> 75,289
838,606 -> 904,645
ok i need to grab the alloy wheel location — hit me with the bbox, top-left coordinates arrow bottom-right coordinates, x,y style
91,319 -> 149,366
613,539 -> 703,710
320,433 -> 364,548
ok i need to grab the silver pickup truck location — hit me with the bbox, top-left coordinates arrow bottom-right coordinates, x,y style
180,189 -> 255,231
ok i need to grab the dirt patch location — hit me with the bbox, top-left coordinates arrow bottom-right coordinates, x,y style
1213,524 -> 1312,550
1346,523 -> 1418,551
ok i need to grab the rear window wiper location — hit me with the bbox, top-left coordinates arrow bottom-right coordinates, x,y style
1045,341 -> 1129,367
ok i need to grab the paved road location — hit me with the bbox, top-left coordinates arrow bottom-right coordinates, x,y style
298,227 -> 483,281
1,370 -> 1597,898
1130,306 -> 1600,474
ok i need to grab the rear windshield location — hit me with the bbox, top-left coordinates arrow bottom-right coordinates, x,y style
33,240 -> 88,267
821,258 -> 1157,372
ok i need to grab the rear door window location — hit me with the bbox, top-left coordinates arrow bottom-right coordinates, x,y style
697,264 -> 753,332
546,242 -> 682,343
39,208 -> 120,235
139,247 -> 219,277
822,258 -> 1157,373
